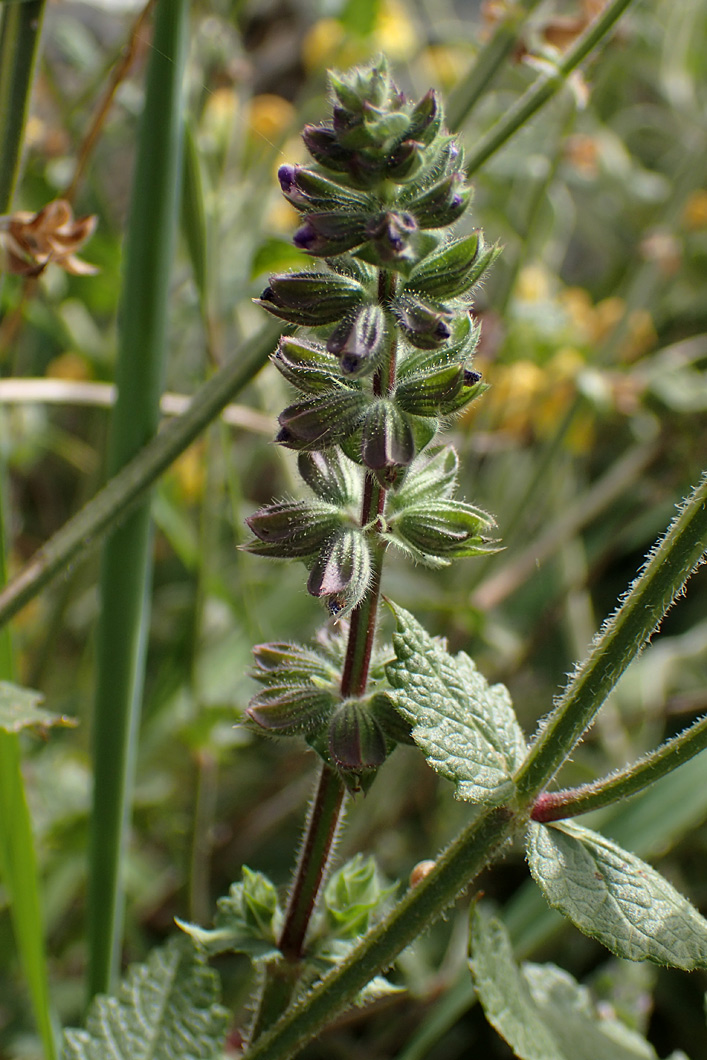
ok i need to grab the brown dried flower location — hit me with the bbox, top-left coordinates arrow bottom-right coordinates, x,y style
0,199 -> 98,277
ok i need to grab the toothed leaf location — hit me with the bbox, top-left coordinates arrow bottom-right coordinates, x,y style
61,938 -> 228,1060
385,603 -> 526,804
526,820 -> 707,970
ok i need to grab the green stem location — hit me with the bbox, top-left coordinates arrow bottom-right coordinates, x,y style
531,712 -> 707,823
245,806 -> 516,1060
0,0 -> 46,209
0,5 -> 58,1058
446,0 -> 544,133
278,765 -> 347,961
0,321 -> 278,633
241,470 -> 707,1060
464,0 -> 636,177
514,471 -> 707,804
87,0 -> 188,998
257,271 -> 399,1019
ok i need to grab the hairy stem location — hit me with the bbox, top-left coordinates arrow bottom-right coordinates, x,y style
514,471 -> 707,803
260,272 -> 400,1012
278,765 -> 346,961
531,711 -> 707,823
241,470 -> 707,1060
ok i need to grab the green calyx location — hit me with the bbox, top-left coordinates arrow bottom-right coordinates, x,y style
246,633 -> 407,789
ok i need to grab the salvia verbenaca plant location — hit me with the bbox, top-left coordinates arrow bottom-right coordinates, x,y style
243,56 -> 499,790
60,53 -> 707,1060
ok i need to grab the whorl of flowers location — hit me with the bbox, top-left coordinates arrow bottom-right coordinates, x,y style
244,58 -> 499,787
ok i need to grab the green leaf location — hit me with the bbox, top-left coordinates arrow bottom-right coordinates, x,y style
470,904 -> 565,1060
62,938 -> 229,1059
0,680 -> 76,733
385,603 -> 526,804
323,854 -> 397,939
470,905 -> 673,1060
526,821 -> 707,970
251,237 -> 310,280
177,867 -> 283,959
521,962 -> 675,1060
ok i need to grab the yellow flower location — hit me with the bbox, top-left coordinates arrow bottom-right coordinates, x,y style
302,19 -> 362,72
516,264 -> 552,303
374,0 -> 418,60
248,95 -> 296,145
46,352 -> 92,381
682,189 -> 707,230
420,44 -> 470,90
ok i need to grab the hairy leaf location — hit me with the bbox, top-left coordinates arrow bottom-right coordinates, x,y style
385,603 -> 525,804
62,938 -> 228,1059
0,681 -> 76,734
470,905 -> 564,1060
526,821 -> 707,970
470,906 -> 676,1060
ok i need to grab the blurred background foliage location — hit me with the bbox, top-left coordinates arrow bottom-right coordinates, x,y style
1,0 -> 706,1056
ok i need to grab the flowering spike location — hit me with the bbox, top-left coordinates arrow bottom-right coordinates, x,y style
247,57 -> 500,774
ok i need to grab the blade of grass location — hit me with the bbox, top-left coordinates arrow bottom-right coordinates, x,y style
0,321 -> 278,633
86,0 -> 189,998
0,0 -> 45,207
464,0 -> 637,177
446,0 -> 544,133
0,3 -> 58,1057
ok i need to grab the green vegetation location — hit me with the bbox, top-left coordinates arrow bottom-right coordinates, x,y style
0,2 -> 706,1058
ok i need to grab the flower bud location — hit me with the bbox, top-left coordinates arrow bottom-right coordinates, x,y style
436,375 -> 487,416
298,449 -> 360,507
293,211 -> 370,256
384,138 -> 425,182
361,399 -> 415,486
465,241 -> 503,290
251,641 -> 335,684
257,271 -> 366,325
247,684 -> 336,735
404,233 -> 482,299
407,89 -> 442,145
329,59 -> 392,112
393,500 -> 496,561
363,210 -> 418,265
407,172 -> 471,229
302,124 -> 353,171
391,447 -> 459,510
273,336 -> 344,394
245,500 -> 341,557
395,362 -> 464,416
326,304 -> 388,376
307,528 -> 372,618
277,391 -> 369,449
278,165 -> 368,212
393,292 -> 454,349
328,701 -> 387,772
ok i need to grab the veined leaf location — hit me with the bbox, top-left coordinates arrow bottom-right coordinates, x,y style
470,905 -> 677,1060
470,905 -> 564,1060
385,603 -> 526,804
62,938 -> 229,1059
0,681 -> 76,733
526,821 -> 707,970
